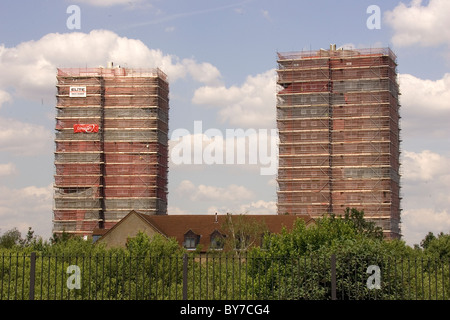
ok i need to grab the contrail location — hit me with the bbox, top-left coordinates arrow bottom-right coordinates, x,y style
116,0 -> 253,30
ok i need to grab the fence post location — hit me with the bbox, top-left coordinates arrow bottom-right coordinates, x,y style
182,253 -> 188,300
29,252 -> 36,301
331,254 -> 336,300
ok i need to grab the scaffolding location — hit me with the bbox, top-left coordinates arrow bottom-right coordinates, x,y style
276,46 -> 401,238
53,67 -> 169,236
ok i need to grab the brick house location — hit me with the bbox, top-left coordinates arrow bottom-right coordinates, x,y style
93,211 -> 315,251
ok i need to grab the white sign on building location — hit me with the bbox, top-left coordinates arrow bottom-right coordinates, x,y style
69,86 -> 87,97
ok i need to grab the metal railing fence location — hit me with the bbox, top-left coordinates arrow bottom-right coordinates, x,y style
1,252 -> 449,300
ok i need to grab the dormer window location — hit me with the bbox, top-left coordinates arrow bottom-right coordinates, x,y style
184,230 -> 199,250
210,230 -> 225,250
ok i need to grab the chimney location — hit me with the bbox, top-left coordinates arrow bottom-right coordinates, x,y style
215,212 -> 218,223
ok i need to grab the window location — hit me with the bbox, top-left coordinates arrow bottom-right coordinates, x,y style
234,234 -> 250,250
185,237 -> 196,249
184,230 -> 199,250
210,230 -> 225,250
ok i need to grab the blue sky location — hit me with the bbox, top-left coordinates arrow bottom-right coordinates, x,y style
0,0 -> 449,246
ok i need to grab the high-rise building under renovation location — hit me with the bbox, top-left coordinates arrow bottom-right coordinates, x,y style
276,45 -> 401,238
53,66 -> 169,236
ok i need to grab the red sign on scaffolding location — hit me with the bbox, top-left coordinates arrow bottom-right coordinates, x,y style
74,124 -> 99,133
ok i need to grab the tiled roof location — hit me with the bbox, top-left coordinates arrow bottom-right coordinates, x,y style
139,213 -> 314,250
94,212 -> 314,251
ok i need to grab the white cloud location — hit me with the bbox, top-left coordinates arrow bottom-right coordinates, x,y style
176,179 -> 197,194
0,117 -> 52,156
267,178 -> 277,187
183,59 -> 222,86
176,179 -> 254,203
401,150 -> 450,245
0,184 -> 53,240
192,69 -> 277,128
207,200 -> 277,215
385,0 -> 450,47
402,150 -> 449,181
261,9 -> 272,22
0,30 -> 222,101
401,208 -> 450,246
395,73 -> 450,246
0,90 -> 11,108
399,73 -> 450,138
399,73 -> 450,112
174,180 -> 277,216
401,150 -> 450,206
338,42 -> 385,50
238,200 -> 277,214
167,206 -> 188,214
0,163 -> 17,177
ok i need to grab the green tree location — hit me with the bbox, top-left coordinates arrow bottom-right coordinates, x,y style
255,213 -> 359,257
19,227 -> 40,247
126,232 -> 183,256
424,232 -> 450,261
221,213 -> 269,252
0,228 -> 22,248
342,207 -> 384,240
420,231 -> 437,249
49,230 -> 72,245
248,208 -> 416,299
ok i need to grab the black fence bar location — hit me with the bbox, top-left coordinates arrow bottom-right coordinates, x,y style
331,254 -> 336,300
29,252 -> 36,300
182,253 -> 188,300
